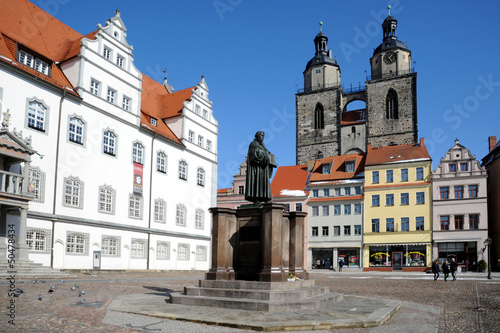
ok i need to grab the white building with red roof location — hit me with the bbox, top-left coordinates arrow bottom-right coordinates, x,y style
0,1 -> 217,271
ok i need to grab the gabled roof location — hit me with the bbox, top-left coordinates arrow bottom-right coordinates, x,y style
309,153 -> 366,182
271,165 -> 310,198
365,138 -> 431,166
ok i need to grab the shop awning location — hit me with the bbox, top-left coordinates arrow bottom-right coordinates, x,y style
369,243 -> 431,247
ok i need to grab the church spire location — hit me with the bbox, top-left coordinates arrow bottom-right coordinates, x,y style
314,21 -> 329,56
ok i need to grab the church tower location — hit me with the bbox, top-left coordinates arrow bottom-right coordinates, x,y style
365,7 -> 418,148
296,23 -> 343,165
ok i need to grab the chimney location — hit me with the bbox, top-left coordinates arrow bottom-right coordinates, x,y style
489,136 -> 497,152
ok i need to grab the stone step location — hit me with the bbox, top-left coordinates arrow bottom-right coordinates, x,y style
169,291 -> 343,312
199,279 -> 315,291
184,285 -> 329,301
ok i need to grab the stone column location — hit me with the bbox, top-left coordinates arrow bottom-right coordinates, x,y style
17,208 -> 29,260
259,203 -> 287,282
289,211 -> 309,279
206,207 -> 236,280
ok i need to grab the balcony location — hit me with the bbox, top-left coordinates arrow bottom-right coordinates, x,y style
366,67 -> 416,81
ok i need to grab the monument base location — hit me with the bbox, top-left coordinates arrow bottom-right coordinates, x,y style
170,279 -> 342,312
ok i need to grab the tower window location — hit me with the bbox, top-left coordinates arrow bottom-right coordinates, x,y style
386,89 -> 398,119
314,103 -> 324,129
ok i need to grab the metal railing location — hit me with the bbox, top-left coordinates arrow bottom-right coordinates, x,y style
366,67 -> 415,81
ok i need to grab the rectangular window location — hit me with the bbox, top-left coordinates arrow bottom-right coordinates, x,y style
157,242 -> 170,260
196,246 -> 207,261
440,216 -> 449,230
131,240 -> 146,258
206,140 -> 212,151
386,218 -> 394,232
323,188 -> 330,197
372,195 -> 380,207
195,105 -> 201,115
344,204 -> 351,215
64,178 -> 82,208
344,187 -> 351,196
333,226 -> 340,236
440,187 -> 449,199
335,188 -> 341,196
322,205 -> 329,216
416,167 -> 424,180
386,194 -> 394,206
157,151 -> 167,173
415,217 -> 425,231
195,209 -> 204,229
107,88 -> 116,103
154,200 -> 166,223
188,131 -> 194,143
344,225 -> 351,236
176,204 -> 187,226
122,97 -> 131,111
68,117 -> 84,144
29,167 -> 45,203
132,142 -> 144,164
460,163 -> 468,171
386,170 -> 393,183
27,101 -> 47,132
354,204 -> 361,215
468,185 -> 478,198
19,50 -> 49,75
90,80 -> 100,95
401,193 -> 409,205
372,171 -> 379,184
102,237 -> 119,257
103,47 -> 111,60
177,244 -> 190,260
334,205 -> 341,215
469,214 -> 479,229
238,186 -> 244,195
455,186 -> 463,199
198,135 -> 204,147
371,219 -> 380,232
295,203 -> 302,212
346,161 -> 355,172
454,215 -> 464,230
355,186 -> 362,195
99,186 -> 115,214
312,206 -> 319,216
312,189 -> 318,197
66,233 -> 87,254
203,109 -> 209,119
354,225 -> 361,235
401,217 -> 409,231
312,226 -> 318,237
416,192 -> 425,204
129,195 -> 142,219
322,165 -> 330,174
116,55 -> 124,68
27,229 -> 48,252
103,130 -> 116,156
401,168 -> 408,181
284,203 -> 290,212
449,164 -> 456,172
322,226 -> 329,236
19,49 -> 34,67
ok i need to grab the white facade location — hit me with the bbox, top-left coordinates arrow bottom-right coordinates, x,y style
0,8 -> 217,271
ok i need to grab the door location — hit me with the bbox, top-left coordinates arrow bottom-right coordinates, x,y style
393,252 -> 403,270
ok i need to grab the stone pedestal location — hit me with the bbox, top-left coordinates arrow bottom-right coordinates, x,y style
206,203 -> 308,282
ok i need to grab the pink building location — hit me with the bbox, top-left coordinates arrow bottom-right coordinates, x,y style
217,160 -> 250,209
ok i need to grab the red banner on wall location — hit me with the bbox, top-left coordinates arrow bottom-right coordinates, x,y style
133,163 -> 143,196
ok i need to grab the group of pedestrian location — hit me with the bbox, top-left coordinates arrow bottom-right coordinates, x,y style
432,257 -> 458,282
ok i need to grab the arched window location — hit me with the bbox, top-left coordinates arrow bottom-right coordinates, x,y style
317,151 -> 324,159
351,126 -> 356,134
386,89 -> 398,119
314,103 -> 324,129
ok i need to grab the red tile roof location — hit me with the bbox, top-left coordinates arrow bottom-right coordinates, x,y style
365,138 -> 431,166
309,152 -> 366,182
271,165 -> 310,198
217,188 -> 232,194
341,110 -> 366,126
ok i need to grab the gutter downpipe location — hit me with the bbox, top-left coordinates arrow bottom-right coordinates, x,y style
50,90 -> 66,268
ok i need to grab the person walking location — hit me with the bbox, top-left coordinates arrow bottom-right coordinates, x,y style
442,260 -> 450,282
338,259 -> 344,272
432,259 -> 440,282
450,258 -> 458,281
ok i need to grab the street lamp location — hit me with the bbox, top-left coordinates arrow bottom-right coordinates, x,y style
484,237 -> 492,280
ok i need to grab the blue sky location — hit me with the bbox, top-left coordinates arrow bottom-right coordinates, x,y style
49,0 -> 500,189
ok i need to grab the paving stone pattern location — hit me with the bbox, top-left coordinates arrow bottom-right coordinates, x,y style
0,270 -> 498,332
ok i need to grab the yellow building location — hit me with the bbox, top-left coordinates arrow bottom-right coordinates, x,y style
363,139 -> 432,271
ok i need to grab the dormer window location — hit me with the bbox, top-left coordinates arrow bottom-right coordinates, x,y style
346,161 -> 355,172
322,164 -> 330,174
18,49 -> 49,75
150,117 -> 157,126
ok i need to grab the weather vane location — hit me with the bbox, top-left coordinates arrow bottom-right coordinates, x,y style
319,21 -> 323,32
387,5 -> 391,16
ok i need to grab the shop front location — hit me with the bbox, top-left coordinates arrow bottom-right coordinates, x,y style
338,248 -> 360,268
311,248 -> 333,269
438,242 -> 478,271
367,244 -> 429,271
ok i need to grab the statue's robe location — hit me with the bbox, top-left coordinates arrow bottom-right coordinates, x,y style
245,139 -> 275,202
